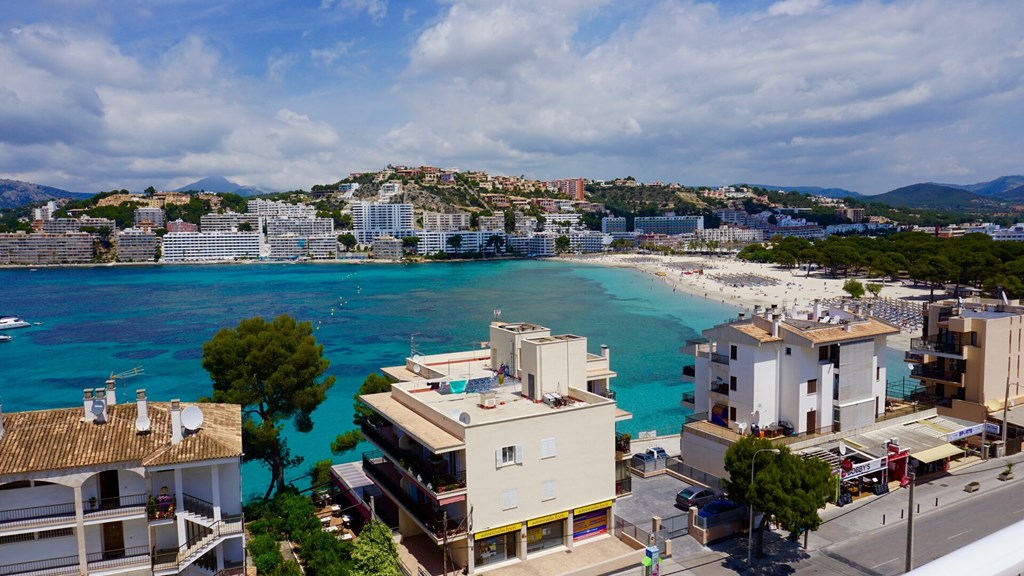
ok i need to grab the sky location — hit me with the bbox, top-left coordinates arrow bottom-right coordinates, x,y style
1,0 -> 1022,195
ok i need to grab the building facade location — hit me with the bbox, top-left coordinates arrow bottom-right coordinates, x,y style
422,212 -> 471,232
115,229 -> 159,262
199,213 -> 262,233
161,232 -> 261,262
633,215 -> 704,235
0,232 -> 93,264
357,321 -> 630,574
246,199 -> 316,219
134,208 -> 166,229
0,385 -> 244,576
350,202 -> 415,244
601,217 -> 627,234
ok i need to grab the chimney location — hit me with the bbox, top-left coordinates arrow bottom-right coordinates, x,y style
738,312 -> 746,321
753,305 -> 763,316
845,321 -> 853,332
170,399 -> 182,444
135,389 -> 150,433
601,344 -> 609,359
813,299 -> 822,321
93,388 -> 108,424
771,313 -> 781,338
105,378 -> 117,406
83,389 -> 96,423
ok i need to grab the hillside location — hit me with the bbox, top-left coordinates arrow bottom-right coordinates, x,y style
866,183 -> 1000,211
588,184 -> 708,215
933,175 -> 1024,197
175,176 -> 270,196
748,184 -> 861,199
0,179 -> 91,209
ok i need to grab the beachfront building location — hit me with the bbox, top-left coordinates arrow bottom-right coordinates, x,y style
696,227 -> 764,244
114,228 -> 159,262
908,298 -> 1024,449
354,321 -> 630,574
200,213 -> 262,233
422,212 -> 470,232
372,235 -> 404,260
43,217 -> 117,234
416,231 -> 506,256
134,208 -> 166,229
528,233 -> 556,257
478,216 -> 505,232
601,217 -> 627,234
543,213 -> 582,232
634,215 -> 704,235
681,302 -> 898,478
166,219 -> 198,233
161,231 -> 261,262
350,201 -> 415,244
0,231 -> 93,264
266,234 -> 337,260
265,217 -> 335,237
567,231 -> 605,254
247,199 -> 316,219
0,384 -> 244,576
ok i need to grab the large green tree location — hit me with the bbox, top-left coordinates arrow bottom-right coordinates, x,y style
349,519 -> 401,576
330,372 -> 394,457
722,437 -> 833,558
202,314 -> 335,498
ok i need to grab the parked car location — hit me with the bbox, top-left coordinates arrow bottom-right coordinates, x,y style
675,486 -> 716,510
630,452 -> 655,468
697,498 -> 741,518
646,446 -> 669,459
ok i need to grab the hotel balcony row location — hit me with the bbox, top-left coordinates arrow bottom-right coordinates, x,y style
909,333 -> 975,359
359,419 -> 467,499
910,362 -> 966,386
361,451 -> 468,544
0,545 -> 151,576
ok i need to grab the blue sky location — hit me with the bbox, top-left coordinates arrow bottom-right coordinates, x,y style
1,0 -> 1022,194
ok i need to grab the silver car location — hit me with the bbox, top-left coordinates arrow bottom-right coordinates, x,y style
675,486 -> 716,510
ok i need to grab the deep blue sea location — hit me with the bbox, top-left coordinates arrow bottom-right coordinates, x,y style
0,260 -> 909,498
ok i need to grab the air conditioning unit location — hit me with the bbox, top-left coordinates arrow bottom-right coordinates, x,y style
480,391 -> 497,409
483,396 -> 497,408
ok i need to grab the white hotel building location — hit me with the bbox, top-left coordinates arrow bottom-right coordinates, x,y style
0,383 -> 244,576
354,321 -> 631,574
350,202 -> 415,244
161,232 -> 261,262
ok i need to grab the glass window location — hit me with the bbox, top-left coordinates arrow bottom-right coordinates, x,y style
475,531 -> 518,567
807,379 -> 817,394
527,519 -> 565,554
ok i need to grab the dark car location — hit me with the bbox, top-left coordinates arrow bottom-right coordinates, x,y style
646,446 -> 669,459
630,452 -> 655,468
697,498 -> 741,518
675,486 -> 715,510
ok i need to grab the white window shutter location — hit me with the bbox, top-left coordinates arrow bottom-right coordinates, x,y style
502,488 -> 517,509
542,480 -> 556,501
496,448 -> 502,468
514,445 -> 524,464
541,437 -> 556,459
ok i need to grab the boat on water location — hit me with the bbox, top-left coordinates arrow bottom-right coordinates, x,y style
0,334 -> 11,343
0,316 -> 31,330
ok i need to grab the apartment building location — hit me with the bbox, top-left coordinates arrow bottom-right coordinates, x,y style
0,232 -> 93,264
161,232 -> 261,262
350,202 -> 415,244
43,218 -> 117,234
477,216 -> 505,232
134,208 -> 166,229
542,214 -> 582,232
682,302 -> 898,477
166,220 -> 198,234
696,227 -> 764,244
199,213 -> 262,233
114,229 -> 159,262
633,215 -> 704,235
266,234 -> 337,260
265,218 -> 335,237
422,212 -> 471,232
601,217 -> 626,234
567,231 -> 605,254
246,199 -> 316,219
372,235 -> 403,260
0,384 -> 243,576
416,231 -> 505,256
551,178 -> 586,201
908,298 -> 1024,432
357,321 -> 630,574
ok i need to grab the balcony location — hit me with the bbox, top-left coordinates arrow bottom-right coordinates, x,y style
615,476 -> 632,496
681,365 -> 695,382
710,381 -> 730,396
910,334 -> 969,358
83,494 -> 146,523
905,351 -> 924,364
710,352 -> 730,365
910,362 -> 965,386
362,452 -> 466,542
0,546 -> 150,576
360,420 -> 466,496
0,494 -> 146,533
615,432 -> 631,454
681,391 -> 695,410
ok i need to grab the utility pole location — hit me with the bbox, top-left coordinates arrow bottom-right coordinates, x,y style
442,511 -> 448,576
905,472 -> 916,573
1003,377 -> 1011,447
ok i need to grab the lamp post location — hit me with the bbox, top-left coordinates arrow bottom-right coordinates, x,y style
748,448 -> 781,567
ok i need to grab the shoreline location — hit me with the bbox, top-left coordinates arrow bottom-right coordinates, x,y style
558,253 -> 923,350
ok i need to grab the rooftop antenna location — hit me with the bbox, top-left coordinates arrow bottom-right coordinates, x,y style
410,333 -> 421,358
493,308 -> 502,320
109,366 -> 144,400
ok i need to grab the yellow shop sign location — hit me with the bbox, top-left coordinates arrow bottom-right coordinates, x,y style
474,522 -> 522,540
527,511 -> 569,527
573,500 -> 613,515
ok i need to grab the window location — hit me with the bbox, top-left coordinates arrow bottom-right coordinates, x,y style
729,376 -> 737,391
785,347 -> 792,356
39,528 -> 73,539
496,445 -> 523,467
876,366 -> 881,380
807,379 -> 817,394
729,406 -> 737,422
730,345 -> 738,360
540,437 -> 556,459
542,480 -> 557,501
502,488 -> 518,510
818,346 -> 829,362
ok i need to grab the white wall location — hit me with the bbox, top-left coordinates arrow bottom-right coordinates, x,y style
1,530 -> 78,564
182,466 -> 213,502
217,463 -> 242,516
0,481 -> 74,512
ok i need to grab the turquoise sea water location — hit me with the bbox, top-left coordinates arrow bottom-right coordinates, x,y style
0,260 -> 909,498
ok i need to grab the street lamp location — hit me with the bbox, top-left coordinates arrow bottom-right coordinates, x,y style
748,448 -> 781,567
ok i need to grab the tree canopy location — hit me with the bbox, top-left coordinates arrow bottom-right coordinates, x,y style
722,437 -> 833,557
202,314 -> 335,498
349,519 -> 401,576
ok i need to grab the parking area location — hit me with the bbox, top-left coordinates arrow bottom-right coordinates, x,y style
615,473 -> 691,528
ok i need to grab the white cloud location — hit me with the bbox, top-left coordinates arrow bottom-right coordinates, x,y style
766,0 -> 823,17
320,0 -> 388,23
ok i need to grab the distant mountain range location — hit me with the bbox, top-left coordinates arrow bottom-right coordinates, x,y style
0,179 -> 91,209
747,184 -> 862,199
174,176 -> 270,196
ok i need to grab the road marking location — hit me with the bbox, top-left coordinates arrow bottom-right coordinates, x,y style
872,558 -> 899,569
1015,508 -> 1024,515
948,529 -> 972,540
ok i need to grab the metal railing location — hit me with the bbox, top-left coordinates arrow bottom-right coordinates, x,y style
910,335 -> 964,355
710,352 -> 730,365
85,493 -> 147,514
710,382 -> 730,395
0,501 -> 75,525
0,546 -> 149,576
361,451 -> 466,540
615,476 -> 632,495
666,459 -> 723,492
154,517 -> 244,570
694,506 -> 746,530
0,553 -> 79,576
182,493 -> 215,519
681,391 -> 695,405
87,545 -> 151,565
360,420 -> 466,495
911,362 -> 964,384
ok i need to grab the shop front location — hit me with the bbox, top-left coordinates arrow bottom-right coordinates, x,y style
474,522 -> 521,568
572,500 -> 612,542
887,442 -> 910,486
838,455 -> 887,504
526,511 -> 568,555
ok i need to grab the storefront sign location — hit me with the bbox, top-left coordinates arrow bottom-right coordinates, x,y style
840,456 -> 886,480
572,509 -> 608,541
986,422 -> 1001,435
527,511 -> 569,527
475,522 -> 522,540
573,500 -> 613,515
946,423 -> 987,442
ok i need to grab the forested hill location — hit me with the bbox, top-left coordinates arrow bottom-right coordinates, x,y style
0,179 -> 89,209
866,183 -> 1001,210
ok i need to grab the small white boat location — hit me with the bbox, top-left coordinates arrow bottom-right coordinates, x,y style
0,316 -> 30,330
0,334 -> 11,343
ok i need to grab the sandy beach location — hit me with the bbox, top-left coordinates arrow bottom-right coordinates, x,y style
560,253 -> 933,350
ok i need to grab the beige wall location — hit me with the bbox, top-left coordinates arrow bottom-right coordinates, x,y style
464,402 -> 615,534
680,431 -> 730,479
520,337 -> 588,399
489,323 -> 550,377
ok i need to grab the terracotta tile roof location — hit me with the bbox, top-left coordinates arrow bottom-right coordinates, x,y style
0,402 -> 241,476
733,323 -> 783,343
784,317 -> 899,344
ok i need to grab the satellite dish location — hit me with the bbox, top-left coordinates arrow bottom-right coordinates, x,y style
181,406 -> 204,431
458,412 -> 472,425
135,413 -> 151,432
838,441 -> 848,456
412,355 -> 423,374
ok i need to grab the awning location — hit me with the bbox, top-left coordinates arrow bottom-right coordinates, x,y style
912,443 -> 963,464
